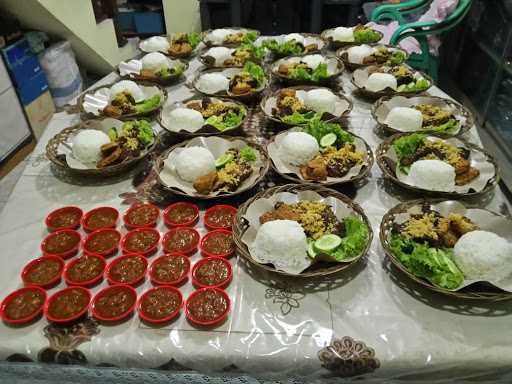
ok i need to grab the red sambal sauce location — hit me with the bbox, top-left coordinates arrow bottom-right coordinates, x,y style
124,230 -> 158,253
167,204 -> 196,225
86,209 -> 117,230
110,255 -> 145,283
152,255 -> 188,283
126,205 -> 158,226
141,288 -> 181,319
187,289 -> 228,322
85,231 -> 120,253
67,256 -> 104,283
164,229 -> 198,253
4,289 -> 45,320
26,259 -> 62,285
203,232 -> 234,255
48,288 -> 89,320
49,211 -> 81,229
195,259 -> 229,286
44,231 -> 80,254
205,207 -> 235,228
94,286 -> 135,318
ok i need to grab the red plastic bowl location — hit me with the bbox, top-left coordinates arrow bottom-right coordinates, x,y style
83,228 -> 121,257
123,203 -> 160,229
149,253 -> 191,286
21,256 -> 65,289
192,256 -> 232,289
137,285 -> 183,324
41,229 -> 81,259
120,228 -> 160,257
185,287 -> 231,327
44,286 -> 91,323
1,286 -> 47,325
200,229 -> 235,258
81,207 -> 119,233
163,202 -> 199,228
204,205 -> 237,231
105,253 -> 148,287
162,227 -> 200,255
63,253 -> 106,287
45,206 -> 83,232
91,284 -> 137,322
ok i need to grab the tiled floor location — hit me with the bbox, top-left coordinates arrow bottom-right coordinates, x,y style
0,158 -> 28,215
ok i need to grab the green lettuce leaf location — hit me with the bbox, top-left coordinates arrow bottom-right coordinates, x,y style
242,31 -> 258,44
240,146 -> 257,162
289,63 -> 329,82
134,120 -> 154,146
398,78 -> 431,93
262,39 -> 304,56
134,95 -> 161,113
303,118 -> 353,146
354,28 -> 381,43
187,32 -> 201,49
281,111 -> 322,125
158,63 -> 186,78
423,118 -> 460,134
240,43 -> 265,60
387,50 -> 407,66
390,234 -> 464,290
204,106 -> 246,131
242,61 -> 265,86
328,216 -> 369,261
392,133 -> 425,159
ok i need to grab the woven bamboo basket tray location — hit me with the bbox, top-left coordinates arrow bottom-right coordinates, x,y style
78,81 -> 167,120
336,44 -> 408,72
259,85 -> 353,126
198,46 -> 263,68
138,34 -> 199,59
232,184 -> 373,278
351,66 -> 434,100
202,28 -> 260,48
380,199 -> 512,301
192,67 -> 269,103
376,133 -> 499,198
46,120 -> 158,178
321,28 -> 384,50
271,56 -> 344,86
371,95 -> 475,137
117,60 -> 189,86
157,96 -> 249,138
262,33 -> 327,60
267,130 -> 374,187
153,136 -> 270,200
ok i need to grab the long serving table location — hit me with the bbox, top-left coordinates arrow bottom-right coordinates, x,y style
1,48 -> 512,384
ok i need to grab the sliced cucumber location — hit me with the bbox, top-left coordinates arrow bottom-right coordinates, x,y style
397,84 -> 406,92
320,133 -> 337,148
215,153 -> 234,168
307,241 -> 318,259
314,234 -> 342,253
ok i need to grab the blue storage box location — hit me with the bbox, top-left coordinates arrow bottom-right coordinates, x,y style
117,12 -> 136,32
134,12 -> 164,34
1,38 -> 32,69
8,56 -> 42,88
16,71 -> 49,105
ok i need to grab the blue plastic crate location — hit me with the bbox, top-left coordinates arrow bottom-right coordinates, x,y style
117,12 -> 136,32
134,12 -> 164,34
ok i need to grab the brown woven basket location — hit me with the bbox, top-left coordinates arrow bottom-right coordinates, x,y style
192,67 -> 269,103
45,120 -> 158,178
153,136 -> 270,200
263,33 -> 327,59
157,96 -> 249,138
259,85 -> 353,126
232,184 -> 373,278
117,60 -> 189,86
78,81 -> 167,120
267,129 -> 374,187
380,199 -> 512,301
375,133 -> 500,198
202,28 -> 261,48
198,46 -> 263,68
351,65 -> 434,100
336,44 -> 409,72
371,95 -> 475,137
138,34 -> 199,59
320,28 -> 384,50
271,56 -> 344,86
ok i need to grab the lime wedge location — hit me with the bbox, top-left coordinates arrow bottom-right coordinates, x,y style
215,153 -> 234,168
320,133 -> 337,148
314,234 -> 342,253
307,241 -> 318,259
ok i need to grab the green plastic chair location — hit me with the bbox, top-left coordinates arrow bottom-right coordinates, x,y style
370,0 -> 473,83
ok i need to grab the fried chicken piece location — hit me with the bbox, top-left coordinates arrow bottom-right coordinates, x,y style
452,157 -> 470,175
100,142 -> 119,157
300,158 -> 328,181
448,213 -> 479,235
278,64 -> 290,75
455,167 -> 480,186
304,43 -> 318,53
193,172 -> 218,194
97,146 -> 123,168
187,102 -> 203,112
103,105 -> 123,118
259,204 -> 301,224
169,42 -> 192,56
230,82 -> 252,95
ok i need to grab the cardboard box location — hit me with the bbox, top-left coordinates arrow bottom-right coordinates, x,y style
24,90 -> 55,140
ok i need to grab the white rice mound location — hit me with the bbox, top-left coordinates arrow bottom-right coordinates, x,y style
305,88 -> 337,114
206,47 -> 232,64
330,27 -> 354,42
279,131 -> 319,166
141,52 -> 170,71
144,36 -> 170,52
347,45 -> 374,64
174,146 -> 216,182
209,29 -> 235,44
284,33 -> 305,44
366,73 -> 397,92
72,129 -> 111,164
167,108 -> 204,133
197,73 -> 230,94
109,80 -> 145,102
454,230 -> 512,281
408,159 -> 456,192
249,219 -> 311,274
385,107 -> 423,131
302,54 -> 325,70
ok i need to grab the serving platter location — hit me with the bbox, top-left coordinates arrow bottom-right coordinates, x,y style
117,57 -> 188,86
321,26 -> 383,50
260,85 -> 353,126
139,33 -> 201,58
154,136 -> 270,200
271,55 -> 344,86
202,28 -> 260,47
198,46 -> 264,68
336,44 -> 408,71
380,199 -> 512,301
254,33 -> 326,58
372,95 -> 474,136
376,133 -> 499,198
233,184 -> 373,278
267,127 -> 374,186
